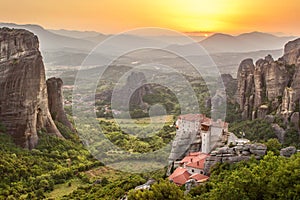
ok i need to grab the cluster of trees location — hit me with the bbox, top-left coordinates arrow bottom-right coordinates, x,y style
229,119 -> 300,148
128,179 -> 185,200
191,152 -> 300,199
61,169 -> 166,199
229,119 -> 277,142
0,124 -> 101,199
98,120 -> 175,153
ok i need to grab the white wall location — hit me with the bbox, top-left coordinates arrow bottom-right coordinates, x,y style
186,166 -> 204,175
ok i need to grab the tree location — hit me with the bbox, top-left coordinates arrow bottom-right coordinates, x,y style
128,179 -> 186,200
265,138 -> 281,155
191,152 -> 300,200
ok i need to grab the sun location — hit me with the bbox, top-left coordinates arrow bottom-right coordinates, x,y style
164,0 -> 243,34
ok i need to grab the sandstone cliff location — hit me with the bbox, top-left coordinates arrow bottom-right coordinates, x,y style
47,77 -> 74,131
236,38 -> 300,127
0,28 -> 63,149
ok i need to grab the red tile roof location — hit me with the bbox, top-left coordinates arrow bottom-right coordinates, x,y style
180,152 -> 209,164
186,159 -> 205,169
168,167 -> 190,186
189,173 -> 209,182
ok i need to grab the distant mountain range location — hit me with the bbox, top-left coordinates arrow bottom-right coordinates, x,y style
167,32 -> 296,55
0,23 -> 96,51
201,32 -> 296,53
48,29 -> 100,39
1,23 -> 296,53
0,22 -> 297,76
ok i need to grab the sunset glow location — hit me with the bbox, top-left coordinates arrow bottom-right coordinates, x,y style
1,0 -> 299,35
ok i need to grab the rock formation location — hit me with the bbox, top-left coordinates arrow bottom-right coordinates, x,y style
204,143 -> 267,175
236,38 -> 300,127
280,146 -> 297,157
0,28 -> 63,149
236,59 -> 255,119
282,38 -> 300,66
271,124 -> 285,143
47,77 -> 74,131
100,71 -> 152,111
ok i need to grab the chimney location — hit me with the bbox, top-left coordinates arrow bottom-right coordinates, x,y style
197,161 -> 199,166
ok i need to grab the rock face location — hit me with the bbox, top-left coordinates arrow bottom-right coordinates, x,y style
236,59 -> 255,119
0,28 -> 63,149
47,77 -> 74,131
280,146 -> 297,157
271,124 -> 285,143
113,72 -> 152,110
236,38 -> 300,126
204,143 -> 267,175
126,72 -> 151,107
282,38 -> 300,66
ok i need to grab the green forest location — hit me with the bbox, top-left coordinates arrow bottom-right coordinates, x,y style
128,151 -> 300,200
1,118 -> 300,199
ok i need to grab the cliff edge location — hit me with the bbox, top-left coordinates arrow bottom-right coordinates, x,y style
0,28 -> 63,149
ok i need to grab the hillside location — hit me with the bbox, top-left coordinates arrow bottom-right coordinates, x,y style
201,32 -> 296,53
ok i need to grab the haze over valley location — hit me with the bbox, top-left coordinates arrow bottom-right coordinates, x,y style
0,0 -> 300,199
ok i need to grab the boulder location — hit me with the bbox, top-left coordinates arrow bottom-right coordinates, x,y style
290,112 -> 299,130
249,143 -> 267,156
271,123 -> 285,143
280,146 -> 297,157
257,105 -> 268,119
265,115 -> 275,123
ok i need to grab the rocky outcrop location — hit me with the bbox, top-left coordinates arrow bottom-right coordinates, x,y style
236,38 -> 300,126
265,62 -> 289,101
236,59 -> 255,119
125,72 -> 151,108
280,146 -> 297,157
0,28 -> 63,149
47,77 -> 74,131
290,112 -> 299,130
279,87 -> 296,123
204,143 -> 267,175
282,38 -> 300,65
271,124 -> 285,143
112,72 -> 152,110
220,74 -> 237,95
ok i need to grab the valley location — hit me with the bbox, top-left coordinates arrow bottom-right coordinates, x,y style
0,23 -> 299,200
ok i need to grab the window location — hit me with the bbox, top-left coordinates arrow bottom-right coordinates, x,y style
191,169 -> 194,173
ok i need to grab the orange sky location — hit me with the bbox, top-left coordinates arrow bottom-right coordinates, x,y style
1,0 -> 299,35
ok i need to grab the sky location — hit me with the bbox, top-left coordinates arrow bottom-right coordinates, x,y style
1,0 -> 299,36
